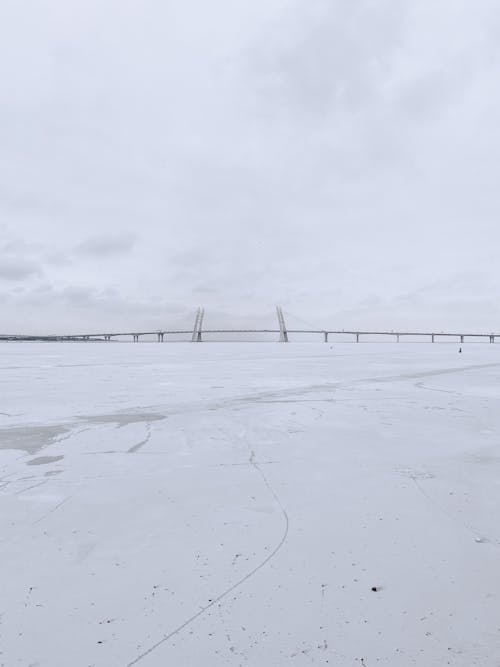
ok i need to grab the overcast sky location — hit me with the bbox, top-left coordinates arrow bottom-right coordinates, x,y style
1,0 -> 499,334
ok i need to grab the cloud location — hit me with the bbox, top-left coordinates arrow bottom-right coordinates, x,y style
0,256 -> 42,281
0,282 -> 195,334
75,233 -> 137,257
248,0 -> 407,118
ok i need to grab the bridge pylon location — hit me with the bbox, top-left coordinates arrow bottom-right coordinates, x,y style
191,307 -> 205,342
276,306 -> 289,342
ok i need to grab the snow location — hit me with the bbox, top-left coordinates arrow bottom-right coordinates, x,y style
1,341 -> 500,666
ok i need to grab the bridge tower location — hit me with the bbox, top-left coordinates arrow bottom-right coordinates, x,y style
276,306 -> 289,342
191,307 -> 205,342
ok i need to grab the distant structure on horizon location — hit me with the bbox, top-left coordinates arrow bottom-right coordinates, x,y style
0,306 -> 498,344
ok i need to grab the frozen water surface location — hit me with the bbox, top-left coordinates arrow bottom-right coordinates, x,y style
1,342 -> 500,666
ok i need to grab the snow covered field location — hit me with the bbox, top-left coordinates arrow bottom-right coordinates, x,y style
1,342 -> 500,667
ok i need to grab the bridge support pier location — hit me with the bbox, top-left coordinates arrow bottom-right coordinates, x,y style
133,334 -> 139,343
356,333 -> 360,343
431,334 -> 435,343
396,334 -> 400,342
490,335 -> 495,343
157,332 -> 164,343
324,332 -> 328,343
460,335 -> 464,343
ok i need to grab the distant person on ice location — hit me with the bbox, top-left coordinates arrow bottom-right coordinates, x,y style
459,347 -> 462,353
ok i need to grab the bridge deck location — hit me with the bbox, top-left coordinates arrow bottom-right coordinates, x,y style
0,329 -> 497,341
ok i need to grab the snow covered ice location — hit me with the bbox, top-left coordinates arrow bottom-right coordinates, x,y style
1,342 -> 500,666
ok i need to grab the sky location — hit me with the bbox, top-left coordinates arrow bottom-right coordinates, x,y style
1,0 -> 500,334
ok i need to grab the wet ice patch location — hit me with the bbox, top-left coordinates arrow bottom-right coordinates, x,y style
0,425 -> 70,454
76,412 -> 166,428
27,455 -> 64,466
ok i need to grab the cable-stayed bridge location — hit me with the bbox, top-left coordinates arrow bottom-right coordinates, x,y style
0,307 -> 498,343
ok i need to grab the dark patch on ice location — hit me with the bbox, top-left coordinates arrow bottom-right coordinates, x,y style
27,455 -> 64,466
0,425 -> 70,454
77,412 -> 166,428
128,424 -> 152,453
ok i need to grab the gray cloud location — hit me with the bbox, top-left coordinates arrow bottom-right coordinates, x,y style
249,0 -> 407,118
75,234 -> 137,257
0,256 -> 42,281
